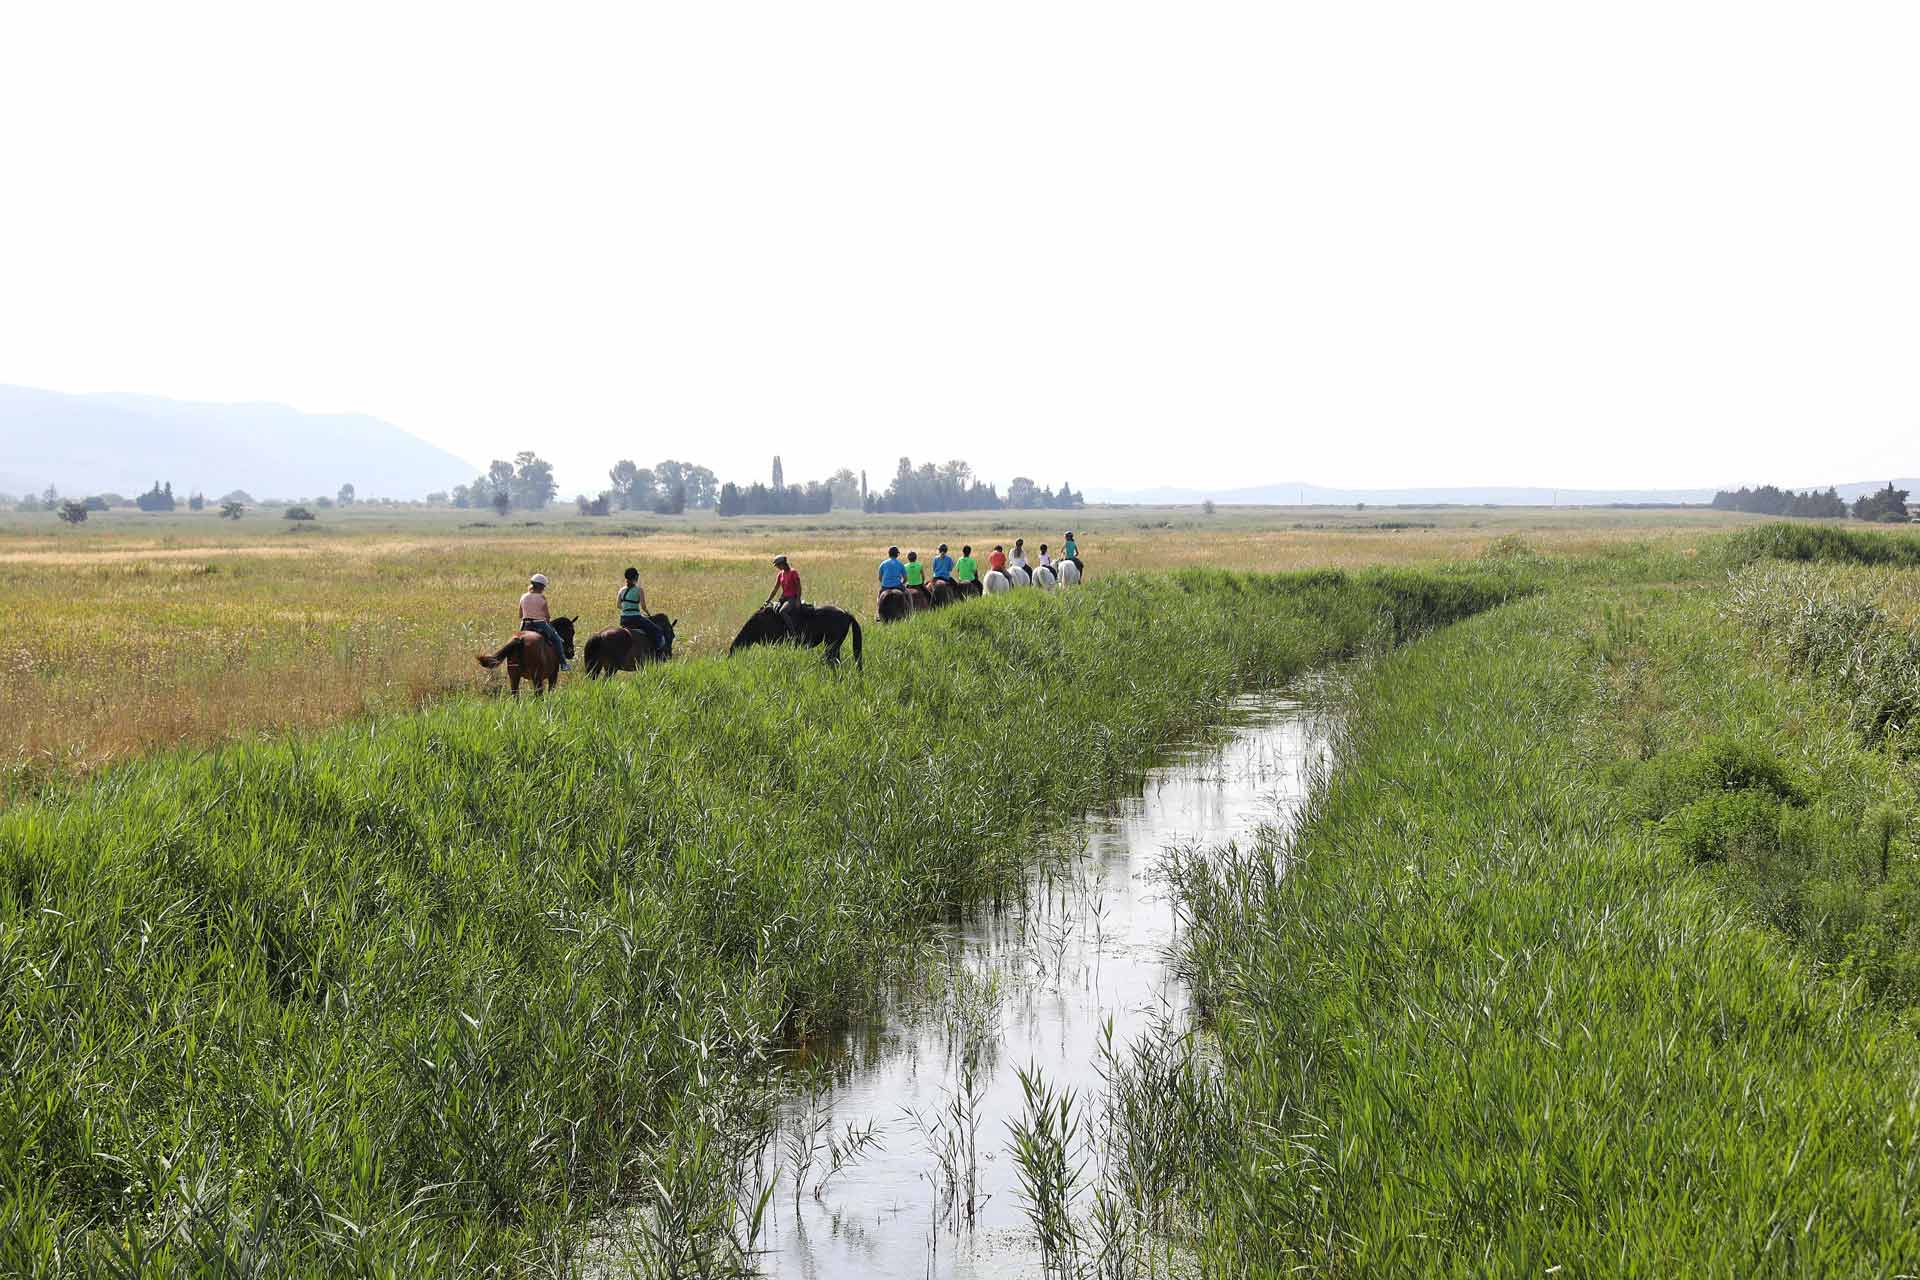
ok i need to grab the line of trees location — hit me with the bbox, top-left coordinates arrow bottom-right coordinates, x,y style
860,457 -> 1083,514
716,479 -> 836,516
451,453 -> 560,513
603,459 -> 718,513
1711,485 -> 1848,518
1713,482 -> 1909,522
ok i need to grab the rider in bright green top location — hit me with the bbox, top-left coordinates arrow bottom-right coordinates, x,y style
953,545 -> 978,582
904,551 -> 926,587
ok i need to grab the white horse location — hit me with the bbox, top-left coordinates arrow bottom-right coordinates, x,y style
1056,558 -> 1081,586
1007,564 -> 1032,587
1032,564 -> 1057,590
983,569 -> 1014,595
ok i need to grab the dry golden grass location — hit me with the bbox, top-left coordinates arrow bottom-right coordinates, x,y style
0,503 -> 1754,791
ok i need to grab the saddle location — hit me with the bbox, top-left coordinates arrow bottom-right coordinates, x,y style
520,622 -> 562,661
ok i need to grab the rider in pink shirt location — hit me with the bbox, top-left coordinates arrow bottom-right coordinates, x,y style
517,574 -> 568,669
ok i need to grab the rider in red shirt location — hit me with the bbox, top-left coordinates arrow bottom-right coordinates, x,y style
767,555 -> 802,634
988,545 -> 1008,575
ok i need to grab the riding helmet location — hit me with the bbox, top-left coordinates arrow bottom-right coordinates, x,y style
529,573 -> 549,586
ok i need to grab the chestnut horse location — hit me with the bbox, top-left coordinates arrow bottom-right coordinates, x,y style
476,616 -> 576,695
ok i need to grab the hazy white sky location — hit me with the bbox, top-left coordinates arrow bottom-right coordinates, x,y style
2,2 -> 1914,495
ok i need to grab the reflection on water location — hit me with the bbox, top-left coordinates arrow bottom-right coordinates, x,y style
753,693 -> 1332,1279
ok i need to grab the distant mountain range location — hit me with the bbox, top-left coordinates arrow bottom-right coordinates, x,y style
1085,479 -> 1920,507
0,385 -> 477,500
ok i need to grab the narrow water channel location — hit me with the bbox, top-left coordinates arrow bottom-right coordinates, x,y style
751,692 -> 1332,1278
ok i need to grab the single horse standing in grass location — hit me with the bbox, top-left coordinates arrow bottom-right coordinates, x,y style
477,616 -> 577,695
583,614 -> 677,677
729,603 -> 863,667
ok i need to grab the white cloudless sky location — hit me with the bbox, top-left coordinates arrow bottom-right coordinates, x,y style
2,2 -> 1914,495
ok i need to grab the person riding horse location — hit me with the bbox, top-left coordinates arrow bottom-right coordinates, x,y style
902,550 -> 932,605
877,546 -> 910,615
931,543 -> 955,585
519,574 -> 570,670
617,567 -> 668,653
767,555 -> 803,635
953,545 -> 979,588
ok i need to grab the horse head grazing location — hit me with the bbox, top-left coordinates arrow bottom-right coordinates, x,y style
729,605 -> 785,654
552,616 -> 577,659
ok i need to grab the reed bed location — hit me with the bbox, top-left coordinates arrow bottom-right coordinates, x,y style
1147,571 -> 1920,1276
0,568 -> 1510,1276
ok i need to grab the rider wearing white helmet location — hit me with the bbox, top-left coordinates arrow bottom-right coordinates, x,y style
519,573 -> 570,670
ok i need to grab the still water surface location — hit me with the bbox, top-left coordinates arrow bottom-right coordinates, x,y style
753,693 -> 1331,1278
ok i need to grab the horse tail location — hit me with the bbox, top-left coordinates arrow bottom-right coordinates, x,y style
849,617 -> 863,669
582,633 -> 604,677
477,636 -> 522,669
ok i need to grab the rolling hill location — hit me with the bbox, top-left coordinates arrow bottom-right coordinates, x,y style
0,385 -> 477,500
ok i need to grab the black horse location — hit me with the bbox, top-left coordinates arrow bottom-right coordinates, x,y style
728,604 -> 863,667
581,614 -> 677,677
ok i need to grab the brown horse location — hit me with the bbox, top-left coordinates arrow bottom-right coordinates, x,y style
582,614 -> 676,677
877,587 -> 913,623
476,616 -> 576,695
928,579 -> 966,607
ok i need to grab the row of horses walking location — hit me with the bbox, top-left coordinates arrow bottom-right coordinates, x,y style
876,556 -> 1083,621
477,555 -> 1086,694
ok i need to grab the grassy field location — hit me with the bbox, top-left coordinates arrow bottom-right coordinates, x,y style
0,566 -> 1512,1276
18,503 -> 1920,1274
1136,524 -> 1920,1275
0,503 -> 1751,794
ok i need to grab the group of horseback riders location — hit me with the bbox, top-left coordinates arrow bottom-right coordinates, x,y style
479,530 -> 1083,691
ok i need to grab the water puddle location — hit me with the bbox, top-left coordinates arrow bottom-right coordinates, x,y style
740,692 -> 1333,1277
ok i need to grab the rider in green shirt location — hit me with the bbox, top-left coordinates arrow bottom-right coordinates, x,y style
617,567 -> 668,653
904,550 -> 926,588
953,545 -> 978,583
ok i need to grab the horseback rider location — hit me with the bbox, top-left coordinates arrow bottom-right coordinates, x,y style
1063,531 -> 1079,565
1011,538 -> 1028,570
519,574 -> 570,671
987,544 -> 1008,576
931,543 -> 955,583
878,546 -> 908,602
617,567 -> 668,653
953,545 -> 978,585
1037,543 -> 1052,571
767,555 -> 803,635
904,550 -> 927,596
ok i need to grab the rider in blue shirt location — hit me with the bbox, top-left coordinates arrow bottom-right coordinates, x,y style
878,547 -> 908,590
931,544 -> 955,581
